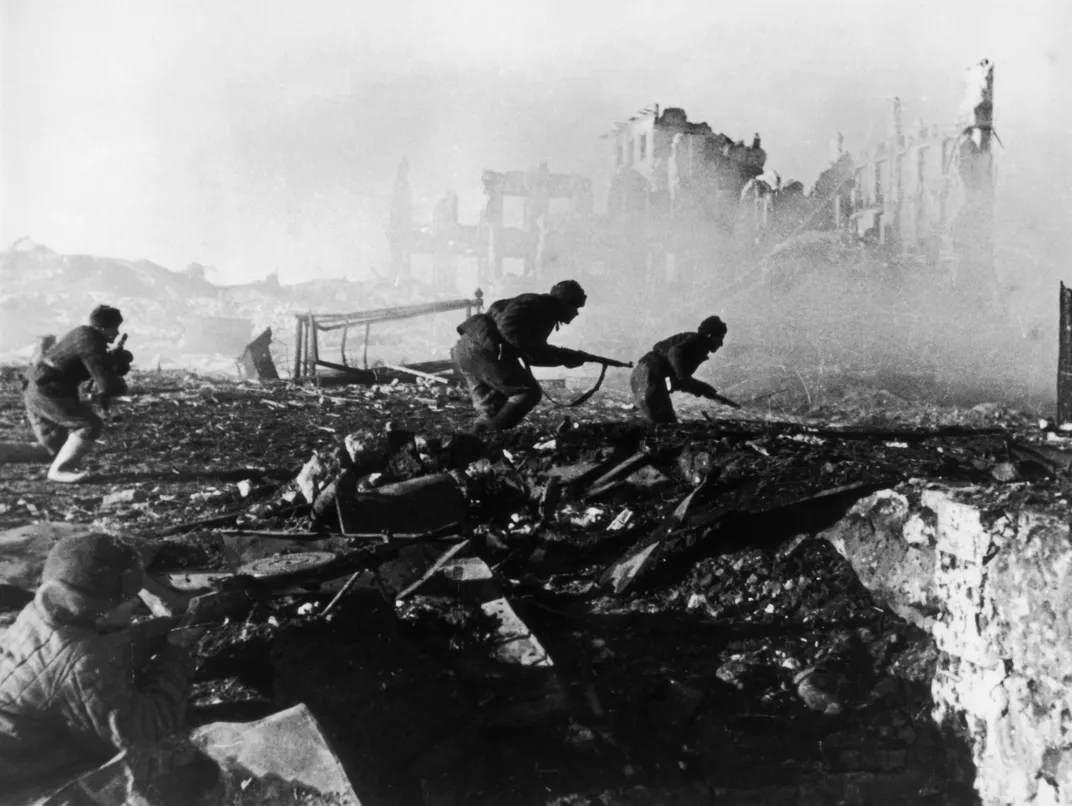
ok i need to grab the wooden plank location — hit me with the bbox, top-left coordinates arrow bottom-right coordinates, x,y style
379,363 -> 450,384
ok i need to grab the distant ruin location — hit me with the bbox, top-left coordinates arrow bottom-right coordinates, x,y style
388,60 -> 997,304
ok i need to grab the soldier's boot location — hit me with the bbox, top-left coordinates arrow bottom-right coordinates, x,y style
47,435 -> 94,483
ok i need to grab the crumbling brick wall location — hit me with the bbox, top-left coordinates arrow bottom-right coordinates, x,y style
821,486 -> 1072,805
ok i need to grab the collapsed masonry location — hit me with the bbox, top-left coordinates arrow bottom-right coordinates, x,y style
828,487 -> 1072,806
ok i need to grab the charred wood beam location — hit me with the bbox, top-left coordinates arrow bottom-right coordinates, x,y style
379,362 -> 450,384
1060,282 -> 1072,425
314,360 -> 377,384
667,423 -> 1007,442
156,505 -> 305,537
292,315 -> 304,380
156,511 -> 242,536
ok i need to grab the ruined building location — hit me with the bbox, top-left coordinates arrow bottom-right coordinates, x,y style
826,61 -> 996,279
385,62 -> 995,300
606,105 -> 766,226
598,105 -> 768,289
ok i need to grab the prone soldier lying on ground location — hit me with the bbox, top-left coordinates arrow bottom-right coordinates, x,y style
22,305 -> 131,482
453,279 -> 631,431
631,315 -> 736,424
0,534 -> 202,791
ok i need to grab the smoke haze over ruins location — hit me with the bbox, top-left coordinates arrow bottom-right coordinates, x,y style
2,0 -> 1069,284
8,7 -> 1072,802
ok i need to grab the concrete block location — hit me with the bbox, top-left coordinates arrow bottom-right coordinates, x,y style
987,512 -> 1072,682
930,493 -> 993,564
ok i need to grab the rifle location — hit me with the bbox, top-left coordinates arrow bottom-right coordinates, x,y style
708,391 -> 742,410
567,350 -> 634,369
528,350 -> 633,408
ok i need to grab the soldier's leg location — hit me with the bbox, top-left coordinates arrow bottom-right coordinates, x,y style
455,337 -> 543,431
25,406 -> 68,456
469,383 -> 508,425
630,363 -> 677,424
454,338 -> 509,425
482,365 -> 543,431
25,386 -> 102,482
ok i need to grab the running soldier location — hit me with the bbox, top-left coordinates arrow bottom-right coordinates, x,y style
631,315 -> 729,424
23,305 -> 132,482
453,280 -> 628,431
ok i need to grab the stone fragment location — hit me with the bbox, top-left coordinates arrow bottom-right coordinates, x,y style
794,667 -> 847,715
102,488 -> 147,507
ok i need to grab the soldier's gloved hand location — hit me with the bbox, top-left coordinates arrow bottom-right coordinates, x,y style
563,354 -> 586,369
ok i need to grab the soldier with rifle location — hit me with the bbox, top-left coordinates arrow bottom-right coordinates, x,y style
631,315 -> 739,424
22,305 -> 133,483
453,279 -> 631,432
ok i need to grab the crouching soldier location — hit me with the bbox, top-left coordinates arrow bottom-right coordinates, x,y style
631,315 -> 729,424
23,304 -> 130,483
0,534 -> 198,790
453,280 -> 594,432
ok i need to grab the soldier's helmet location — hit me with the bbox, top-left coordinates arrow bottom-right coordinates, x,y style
698,316 -> 727,339
550,280 -> 587,308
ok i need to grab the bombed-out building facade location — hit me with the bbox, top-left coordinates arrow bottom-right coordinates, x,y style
387,105 -> 773,294
388,60 -> 996,304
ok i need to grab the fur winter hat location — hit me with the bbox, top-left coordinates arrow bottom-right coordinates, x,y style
89,305 -> 124,330
42,533 -> 143,609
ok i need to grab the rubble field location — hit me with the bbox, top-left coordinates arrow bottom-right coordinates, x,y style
1,368 -> 1067,805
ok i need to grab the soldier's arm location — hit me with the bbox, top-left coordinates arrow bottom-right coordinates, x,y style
497,305 -> 578,367
679,377 -> 719,399
81,337 -> 126,398
63,635 -> 195,756
665,340 -> 706,389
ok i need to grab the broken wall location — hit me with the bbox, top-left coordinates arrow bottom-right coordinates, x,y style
821,485 -> 1072,805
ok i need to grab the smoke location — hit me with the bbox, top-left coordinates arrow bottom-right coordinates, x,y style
3,0 -> 1069,405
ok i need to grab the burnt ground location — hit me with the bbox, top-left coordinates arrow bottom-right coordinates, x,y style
1,369 -> 1067,805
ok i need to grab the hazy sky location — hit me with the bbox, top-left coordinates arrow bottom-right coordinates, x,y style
2,0 -> 1069,283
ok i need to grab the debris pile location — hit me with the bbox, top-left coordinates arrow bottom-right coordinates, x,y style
1,367 -> 1066,804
